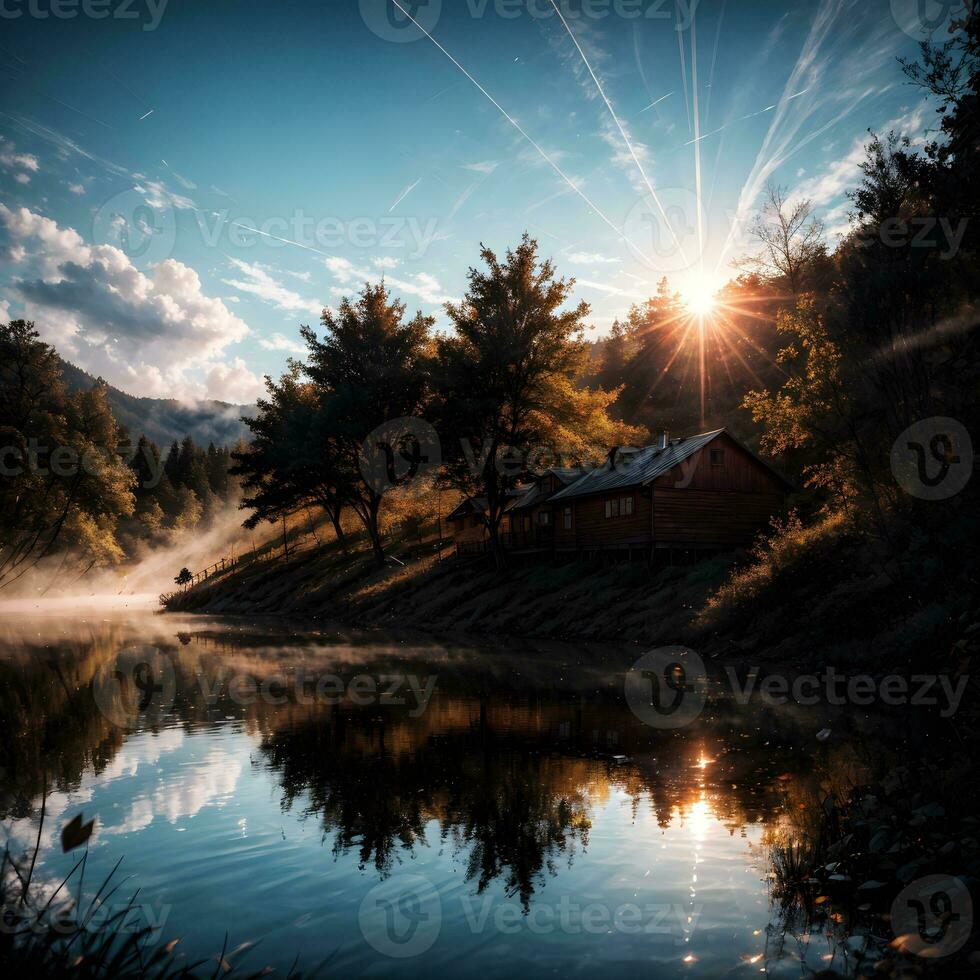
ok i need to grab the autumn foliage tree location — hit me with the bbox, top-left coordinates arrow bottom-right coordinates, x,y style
0,320 -> 135,588
433,235 -> 642,569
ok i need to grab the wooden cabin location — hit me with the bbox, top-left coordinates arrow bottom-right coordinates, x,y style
445,487 -> 527,556
448,429 -> 791,560
507,468 -> 585,551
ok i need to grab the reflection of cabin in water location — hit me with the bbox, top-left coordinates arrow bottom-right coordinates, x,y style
446,428 -> 791,561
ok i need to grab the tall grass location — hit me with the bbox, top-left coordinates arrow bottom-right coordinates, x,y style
1,806 -> 307,978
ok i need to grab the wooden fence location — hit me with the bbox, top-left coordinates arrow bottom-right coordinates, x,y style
159,552 -> 255,605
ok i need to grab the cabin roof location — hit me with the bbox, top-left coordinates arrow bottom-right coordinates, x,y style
510,467 -> 586,511
448,429 -> 792,517
549,427 -> 791,500
446,487 -> 527,521
549,429 -> 723,501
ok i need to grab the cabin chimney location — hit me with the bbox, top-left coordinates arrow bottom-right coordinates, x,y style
659,429 -> 669,450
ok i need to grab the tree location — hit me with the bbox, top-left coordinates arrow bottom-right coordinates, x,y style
433,235 -> 641,570
0,320 -> 135,588
741,183 -> 828,295
232,364 -> 350,552
299,283 -> 433,565
206,442 -> 230,498
901,2 -> 979,262
174,567 -> 193,588
592,317 -> 638,408
742,295 -> 857,507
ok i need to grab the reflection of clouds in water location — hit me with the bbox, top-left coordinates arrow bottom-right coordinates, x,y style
109,796 -> 155,836
3,785 -> 95,855
153,746 -> 242,824
104,745 -> 243,834
100,727 -> 185,783
3,730 -> 184,853
4,729 -> 241,854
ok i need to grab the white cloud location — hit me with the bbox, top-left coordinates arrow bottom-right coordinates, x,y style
323,256 -> 456,307
222,257 -> 322,317
372,256 -> 401,270
1,203 -> 251,399
14,173 -> 29,185
462,161 -> 498,175
0,141 -> 40,173
205,357 -> 263,403
385,271 -> 457,305
323,255 -> 363,283
258,331 -> 305,355
132,177 -> 196,211
567,251 -> 619,265
718,0 -> 918,268
67,182 -> 86,195
576,278 -> 642,299
788,103 -> 933,235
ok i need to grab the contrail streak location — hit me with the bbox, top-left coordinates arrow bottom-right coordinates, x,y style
639,92 -> 673,113
684,125 -> 726,146
389,176 -> 420,212
703,0 -> 727,125
690,4 -> 704,267
676,1 -> 692,134
388,0 -> 649,260
547,0 -> 689,264
739,104 -> 776,121
202,212 -> 330,256
712,0 -> 841,276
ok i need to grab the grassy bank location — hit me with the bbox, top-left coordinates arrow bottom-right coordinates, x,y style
162,504 -> 978,670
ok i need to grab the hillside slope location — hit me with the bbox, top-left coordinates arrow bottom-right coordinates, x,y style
59,358 -> 252,448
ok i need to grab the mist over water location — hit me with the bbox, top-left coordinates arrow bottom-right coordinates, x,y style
0,502 -> 264,611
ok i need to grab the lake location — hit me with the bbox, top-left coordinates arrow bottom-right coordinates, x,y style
0,606 -> 925,977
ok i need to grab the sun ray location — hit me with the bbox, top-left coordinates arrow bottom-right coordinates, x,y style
548,0 -> 690,267
703,0 -> 727,126
675,0 -> 693,134
690,3 -> 705,271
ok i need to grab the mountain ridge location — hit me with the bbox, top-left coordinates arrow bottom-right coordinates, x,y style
58,358 -> 253,449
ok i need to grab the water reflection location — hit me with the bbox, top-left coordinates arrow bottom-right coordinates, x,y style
0,611 -> 946,977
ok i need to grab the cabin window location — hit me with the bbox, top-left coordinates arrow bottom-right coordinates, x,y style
605,496 -> 634,518
523,516 -> 531,532
537,511 -> 550,526
501,517 -> 510,532
710,448 -> 725,466
563,507 -> 572,530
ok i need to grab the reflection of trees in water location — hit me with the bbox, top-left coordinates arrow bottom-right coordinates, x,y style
2,619 -> 890,921
0,625 -> 128,814
1,617 -> 827,912
257,696 -> 824,909
261,711 -> 593,910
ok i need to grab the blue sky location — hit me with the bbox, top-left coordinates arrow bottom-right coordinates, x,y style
0,0 -> 951,404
